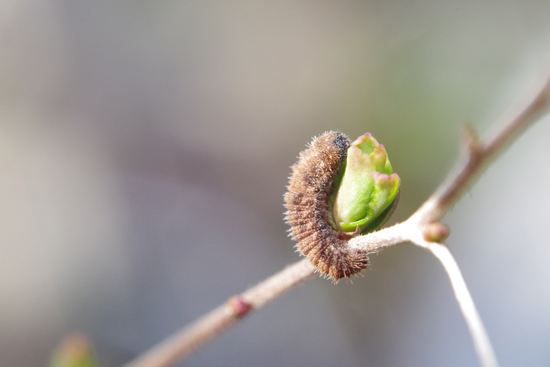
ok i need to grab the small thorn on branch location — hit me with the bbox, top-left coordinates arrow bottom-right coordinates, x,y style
422,222 -> 450,243
462,124 -> 483,157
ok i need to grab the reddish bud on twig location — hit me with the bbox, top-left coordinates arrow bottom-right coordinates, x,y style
228,296 -> 252,318
423,222 -> 450,243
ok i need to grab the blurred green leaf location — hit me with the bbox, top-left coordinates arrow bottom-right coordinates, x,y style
49,334 -> 98,367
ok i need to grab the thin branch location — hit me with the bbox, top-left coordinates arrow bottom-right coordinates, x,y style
419,240 -> 498,367
413,74 -> 550,223
123,73 -> 550,367
123,260 -> 316,367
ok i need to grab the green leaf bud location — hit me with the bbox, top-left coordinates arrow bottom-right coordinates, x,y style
330,133 -> 400,234
49,334 -> 98,367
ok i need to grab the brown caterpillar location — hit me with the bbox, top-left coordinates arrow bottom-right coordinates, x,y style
284,131 -> 370,282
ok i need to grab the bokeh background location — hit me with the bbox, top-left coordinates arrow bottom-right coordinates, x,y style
2,1 -> 550,366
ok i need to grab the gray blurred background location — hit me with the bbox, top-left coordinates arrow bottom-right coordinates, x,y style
2,1 -> 550,366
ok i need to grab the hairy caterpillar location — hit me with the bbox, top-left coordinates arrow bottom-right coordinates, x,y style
284,131 -> 370,281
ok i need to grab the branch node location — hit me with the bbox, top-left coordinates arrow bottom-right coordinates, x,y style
462,123 -> 483,157
422,222 -> 450,243
228,296 -> 252,318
